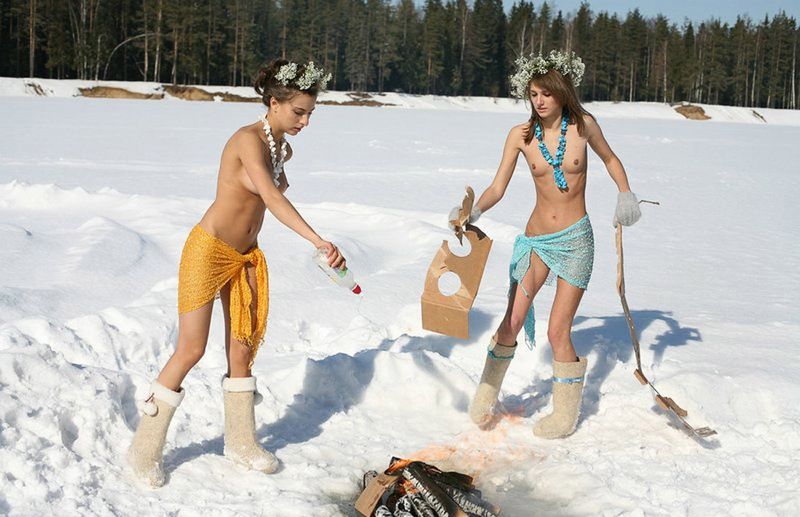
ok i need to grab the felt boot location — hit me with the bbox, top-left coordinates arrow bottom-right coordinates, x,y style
533,356 -> 588,439
222,375 -> 278,473
469,335 -> 517,425
127,381 -> 185,488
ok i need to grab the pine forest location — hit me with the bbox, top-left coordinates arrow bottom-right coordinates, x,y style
1,0 -> 797,108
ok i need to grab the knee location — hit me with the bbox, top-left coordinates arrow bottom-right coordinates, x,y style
547,325 -> 571,348
175,339 -> 206,367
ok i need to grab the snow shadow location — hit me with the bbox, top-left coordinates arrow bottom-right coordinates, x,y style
500,309 -> 702,424
163,311 -> 494,467
163,435 -> 225,475
260,310 -> 494,451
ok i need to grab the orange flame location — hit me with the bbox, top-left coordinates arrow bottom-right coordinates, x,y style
403,415 -> 538,482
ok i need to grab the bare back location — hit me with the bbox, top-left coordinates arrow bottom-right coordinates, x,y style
198,122 -> 290,253
519,122 -> 588,236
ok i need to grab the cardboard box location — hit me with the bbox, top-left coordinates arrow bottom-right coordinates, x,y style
421,187 -> 492,339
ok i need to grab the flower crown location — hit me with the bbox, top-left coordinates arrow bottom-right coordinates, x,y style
275,61 -> 332,91
509,50 -> 585,99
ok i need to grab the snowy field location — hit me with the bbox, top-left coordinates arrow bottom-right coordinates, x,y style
1,84 -> 799,516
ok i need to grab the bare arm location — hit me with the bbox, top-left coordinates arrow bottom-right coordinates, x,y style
474,125 -> 524,214
238,130 -> 322,247
586,116 -> 632,192
586,117 -> 642,226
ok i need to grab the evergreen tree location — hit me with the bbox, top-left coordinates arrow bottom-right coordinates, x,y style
471,0 -> 506,96
0,0 -> 796,108
507,1 -> 535,60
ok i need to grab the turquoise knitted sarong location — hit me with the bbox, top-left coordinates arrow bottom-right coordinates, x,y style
509,214 -> 594,348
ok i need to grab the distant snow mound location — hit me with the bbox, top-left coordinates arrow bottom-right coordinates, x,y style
675,104 -> 711,120
0,182 -> 175,323
3,77 -> 798,125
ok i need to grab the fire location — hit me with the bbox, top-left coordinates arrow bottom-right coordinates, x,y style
386,457 -> 414,474
403,415 -> 538,482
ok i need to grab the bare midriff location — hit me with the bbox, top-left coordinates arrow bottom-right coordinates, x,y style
198,125 -> 268,253
520,123 -> 589,237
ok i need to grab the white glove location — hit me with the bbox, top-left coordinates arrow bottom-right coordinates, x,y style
613,191 -> 642,227
448,206 -> 482,231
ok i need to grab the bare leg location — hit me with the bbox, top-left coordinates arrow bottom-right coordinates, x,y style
156,300 -> 214,391
496,251 -> 551,346
546,277 -> 586,362
129,294 -> 212,487
533,277 -> 588,439
220,263 -> 258,377
219,264 -> 277,473
469,252 -> 550,426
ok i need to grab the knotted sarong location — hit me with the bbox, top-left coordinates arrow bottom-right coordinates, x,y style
178,225 -> 268,366
509,214 -> 594,347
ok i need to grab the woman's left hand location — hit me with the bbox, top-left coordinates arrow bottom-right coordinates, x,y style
318,240 -> 346,269
613,191 -> 642,227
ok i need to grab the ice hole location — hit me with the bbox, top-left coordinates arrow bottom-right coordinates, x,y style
438,271 -> 462,297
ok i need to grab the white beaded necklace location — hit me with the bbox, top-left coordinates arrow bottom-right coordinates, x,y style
259,114 -> 287,187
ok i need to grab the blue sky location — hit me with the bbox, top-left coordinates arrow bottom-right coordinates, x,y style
529,0 -> 798,25
415,1 -> 799,26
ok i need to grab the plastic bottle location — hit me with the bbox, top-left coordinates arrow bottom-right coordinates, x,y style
313,248 -> 362,294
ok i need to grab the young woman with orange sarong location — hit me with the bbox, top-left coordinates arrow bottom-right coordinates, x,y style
128,60 -> 343,487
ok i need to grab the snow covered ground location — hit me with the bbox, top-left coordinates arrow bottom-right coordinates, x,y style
2,76 -> 798,125
1,83 -> 799,516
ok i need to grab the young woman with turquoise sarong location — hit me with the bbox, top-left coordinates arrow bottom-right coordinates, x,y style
450,50 -> 642,438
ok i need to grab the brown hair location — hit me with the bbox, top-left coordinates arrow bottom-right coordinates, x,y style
253,59 -> 323,108
523,68 -> 593,145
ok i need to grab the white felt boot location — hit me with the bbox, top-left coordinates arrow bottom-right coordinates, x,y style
533,357 -> 588,439
469,335 -> 517,425
127,381 -> 185,487
222,375 -> 278,473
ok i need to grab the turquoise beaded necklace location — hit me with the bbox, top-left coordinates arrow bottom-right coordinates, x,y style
533,111 -> 570,191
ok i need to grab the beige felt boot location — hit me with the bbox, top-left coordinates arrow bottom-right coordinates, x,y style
222,375 -> 278,473
533,356 -> 588,439
469,335 -> 517,425
127,381 -> 185,488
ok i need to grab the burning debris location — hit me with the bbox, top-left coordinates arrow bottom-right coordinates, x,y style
355,457 -> 500,517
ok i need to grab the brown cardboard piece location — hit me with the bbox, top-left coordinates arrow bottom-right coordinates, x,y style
421,186 -> 492,339
354,472 -> 401,517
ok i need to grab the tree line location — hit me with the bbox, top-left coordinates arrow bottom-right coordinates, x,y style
1,0 -> 797,109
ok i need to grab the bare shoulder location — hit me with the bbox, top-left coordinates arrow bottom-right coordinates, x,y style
510,122 -> 529,135
230,123 -> 266,153
507,123 -> 529,145
583,113 -> 601,137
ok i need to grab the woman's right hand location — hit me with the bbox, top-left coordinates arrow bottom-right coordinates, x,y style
447,205 -> 482,231
317,240 -> 346,269
447,206 -> 462,231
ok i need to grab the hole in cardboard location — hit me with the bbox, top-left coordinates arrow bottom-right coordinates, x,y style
438,271 -> 462,296
446,235 -> 472,257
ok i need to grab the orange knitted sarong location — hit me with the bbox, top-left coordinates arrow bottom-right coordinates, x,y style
178,225 -> 268,366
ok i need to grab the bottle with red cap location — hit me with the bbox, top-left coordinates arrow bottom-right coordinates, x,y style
313,248 -> 362,294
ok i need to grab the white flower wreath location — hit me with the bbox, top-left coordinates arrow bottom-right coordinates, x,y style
509,50 -> 585,98
275,61 -> 332,91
